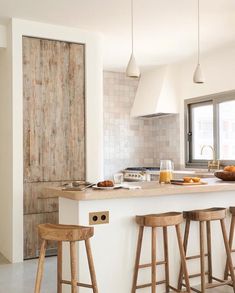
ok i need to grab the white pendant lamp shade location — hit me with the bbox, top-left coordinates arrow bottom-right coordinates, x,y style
193,0 -> 205,84
193,63 -> 205,84
126,53 -> 140,78
126,0 -> 140,78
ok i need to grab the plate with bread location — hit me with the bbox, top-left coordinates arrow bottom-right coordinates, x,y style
214,166 -> 235,181
171,177 -> 207,186
93,180 -> 121,190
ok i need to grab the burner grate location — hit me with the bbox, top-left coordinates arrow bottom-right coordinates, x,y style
125,167 -> 160,172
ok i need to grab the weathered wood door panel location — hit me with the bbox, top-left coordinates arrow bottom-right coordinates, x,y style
23,37 -> 85,182
23,37 -> 86,259
24,182 -> 59,215
24,212 -> 58,259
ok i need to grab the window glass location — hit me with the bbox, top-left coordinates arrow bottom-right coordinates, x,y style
191,104 -> 214,160
219,100 -> 235,160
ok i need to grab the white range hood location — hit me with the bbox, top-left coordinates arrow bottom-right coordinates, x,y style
131,66 -> 179,118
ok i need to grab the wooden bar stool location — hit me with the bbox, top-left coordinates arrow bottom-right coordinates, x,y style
224,207 -> 235,280
132,212 -> 191,293
178,207 -> 235,293
34,223 -> 98,293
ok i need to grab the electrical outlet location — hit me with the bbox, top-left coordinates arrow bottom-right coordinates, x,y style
89,211 -> 109,225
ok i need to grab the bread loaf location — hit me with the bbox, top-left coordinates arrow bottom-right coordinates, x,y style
97,180 -> 114,187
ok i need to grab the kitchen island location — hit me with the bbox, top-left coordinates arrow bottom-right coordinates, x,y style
44,179 -> 235,293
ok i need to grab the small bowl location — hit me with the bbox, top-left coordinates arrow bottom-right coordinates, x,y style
214,171 -> 235,181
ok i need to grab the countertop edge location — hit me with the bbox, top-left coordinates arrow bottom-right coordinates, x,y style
42,179 -> 235,201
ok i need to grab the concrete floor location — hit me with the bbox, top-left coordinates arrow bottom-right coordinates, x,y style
0,254 -> 233,293
0,253 -> 9,265
0,256 -> 56,293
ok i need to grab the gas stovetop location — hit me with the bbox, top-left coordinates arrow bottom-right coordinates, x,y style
123,167 -> 160,182
125,167 -> 160,172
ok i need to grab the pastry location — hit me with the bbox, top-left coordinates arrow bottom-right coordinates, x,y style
192,177 -> 201,183
97,180 -> 114,187
183,177 -> 193,183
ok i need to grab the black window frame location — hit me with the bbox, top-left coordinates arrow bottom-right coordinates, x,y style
185,90 -> 235,168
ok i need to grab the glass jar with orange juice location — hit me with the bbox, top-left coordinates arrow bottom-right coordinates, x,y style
159,160 -> 174,184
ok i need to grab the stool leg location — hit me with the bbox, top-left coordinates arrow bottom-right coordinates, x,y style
57,241 -> 63,293
152,227 -> 157,293
163,227 -> 170,293
220,219 -> 235,292
34,240 -> 47,293
224,215 -> 235,280
206,221 -> 213,283
85,239 -> 98,293
175,224 -> 191,293
132,226 -> 144,293
70,241 -> 78,293
200,221 -> 206,293
178,219 -> 191,290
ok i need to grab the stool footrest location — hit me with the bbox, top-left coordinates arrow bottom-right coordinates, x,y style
183,272 -> 208,279
168,285 -> 187,292
212,276 -> 228,283
206,280 -> 232,289
136,280 -> 166,289
182,278 -> 232,293
61,280 -> 93,289
138,260 -> 166,269
182,283 -> 201,293
185,253 -> 208,261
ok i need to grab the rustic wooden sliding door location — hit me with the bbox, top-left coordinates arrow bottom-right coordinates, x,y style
23,37 -> 85,259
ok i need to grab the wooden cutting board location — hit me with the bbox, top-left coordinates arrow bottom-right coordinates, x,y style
171,181 -> 208,186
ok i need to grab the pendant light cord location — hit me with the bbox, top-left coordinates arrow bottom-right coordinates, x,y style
197,0 -> 200,65
131,0 -> 134,54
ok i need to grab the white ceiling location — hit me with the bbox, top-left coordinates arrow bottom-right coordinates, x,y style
1,0 -> 235,70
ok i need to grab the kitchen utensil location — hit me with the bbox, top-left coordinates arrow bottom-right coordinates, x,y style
62,181 -> 94,191
170,180 -> 207,186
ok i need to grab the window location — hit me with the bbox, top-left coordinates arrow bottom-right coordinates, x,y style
185,91 -> 235,166
219,100 -> 235,160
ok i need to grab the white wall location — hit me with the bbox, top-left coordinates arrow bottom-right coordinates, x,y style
0,25 -> 13,261
165,43 -> 235,166
0,25 -> 7,48
0,18 -> 103,262
140,44 -> 235,167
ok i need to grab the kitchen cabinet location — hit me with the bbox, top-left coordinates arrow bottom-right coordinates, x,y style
24,212 -> 58,259
23,36 -> 85,259
24,182 -> 59,214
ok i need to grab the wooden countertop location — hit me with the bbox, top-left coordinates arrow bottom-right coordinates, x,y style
42,178 -> 235,201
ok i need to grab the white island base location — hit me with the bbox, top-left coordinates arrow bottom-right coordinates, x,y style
58,184 -> 235,293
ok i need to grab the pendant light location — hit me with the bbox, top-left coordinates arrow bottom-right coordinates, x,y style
126,0 -> 140,78
193,0 -> 205,84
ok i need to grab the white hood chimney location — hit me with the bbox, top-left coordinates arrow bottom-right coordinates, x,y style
131,66 -> 179,118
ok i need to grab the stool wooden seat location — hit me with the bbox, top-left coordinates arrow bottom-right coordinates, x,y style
224,207 -> 235,280
183,207 -> 226,221
38,223 -> 94,241
132,212 -> 191,293
136,212 -> 183,227
34,223 -> 98,293
178,207 -> 235,293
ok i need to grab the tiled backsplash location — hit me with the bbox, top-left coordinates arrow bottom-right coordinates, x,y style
103,71 -> 180,179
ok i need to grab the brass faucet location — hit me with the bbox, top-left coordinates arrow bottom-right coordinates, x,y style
200,145 -> 220,172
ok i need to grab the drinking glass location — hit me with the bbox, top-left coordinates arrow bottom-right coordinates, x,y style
113,173 -> 124,184
159,160 -> 174,184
